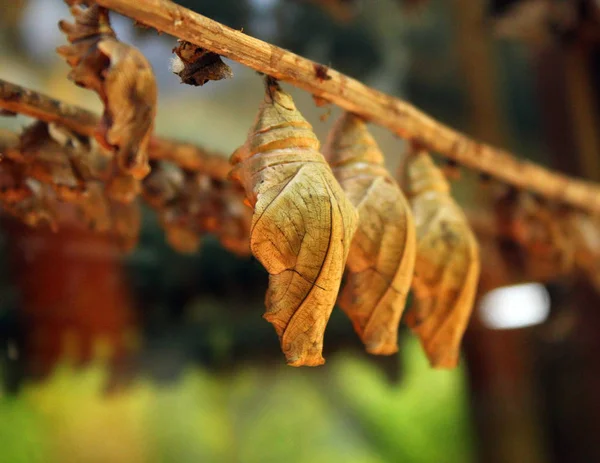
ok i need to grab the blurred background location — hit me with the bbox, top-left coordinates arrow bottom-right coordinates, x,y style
1,0 -> 600,462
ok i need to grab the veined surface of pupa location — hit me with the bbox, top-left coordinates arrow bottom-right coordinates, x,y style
230,80 -> 358,366
323,113 -> 416,355
57,0 -> 157,180
400,147 -> 480,368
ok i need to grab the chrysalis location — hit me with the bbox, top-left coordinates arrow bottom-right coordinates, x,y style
19,121 -> 86,202
323,113 -> 416,355
142,161 -> 201,253
57,0 -> 157,180
495,190 -> 575,282
0,175 -> 59,232
142,161 -> 185,209
0,159 -> 34,206
142,162 -> 251,255
569,212 -> 600,292
193,175 -> 252,257
47,123 -> 110,182
75,181 -> 113,233
108,199 -> 141,253
171,40 -> 233,86
0,129 -> 20,161
400,147 -> 480,369
230,79 -> 358,366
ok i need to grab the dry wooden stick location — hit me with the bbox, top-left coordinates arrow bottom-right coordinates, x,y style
0,79 -> 230,180
94,0 -> 600,214
0,79 -> 98,136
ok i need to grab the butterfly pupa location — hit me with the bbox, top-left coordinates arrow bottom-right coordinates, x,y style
57,1 -> 157,180
19,121 -> 86,202
569,212 -> 600,292
496,191 -> 575,282
230,79 -> 358,366
108,199 -> 141,253
399,146 -> 480,369
142,161 -> 202,253
323,113 -> 416,355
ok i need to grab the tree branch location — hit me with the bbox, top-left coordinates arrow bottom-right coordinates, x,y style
94,0 -> 600,214
0,79 -> 230,180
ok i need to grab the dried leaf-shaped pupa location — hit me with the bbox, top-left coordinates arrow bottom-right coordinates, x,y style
230,80 -> 358,366
142,162 -> 202,253
2,178 -> 59,231
75,181 -> 113,233
19,121 -> 86,201
323,113 -> 416,355
495,191 -> 575,282
400,148 -> 480,368
0,159 -> 33,206
57,1 -> 157,180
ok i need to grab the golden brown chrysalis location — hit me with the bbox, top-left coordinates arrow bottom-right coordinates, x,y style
569,212 -> 600,292
47,123 -> 110,182
142,162 -> 252,256
2,123 -> 142,248
142,161 -> 200,253
57,0 -> 157,180
75,181 -> 113,233
19,121 -> 86,202
0,159 -> 34,206
495,190 -> 575,282
230,79 -> 358,366
399,146 -> 480,369
0,164 -> 59,232
323,113 -> 416,355
108,199 -> 141,253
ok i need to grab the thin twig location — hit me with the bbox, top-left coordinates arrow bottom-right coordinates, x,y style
0,79 -> 98,136
95,0 -> 600,214
0,79 -> 230,180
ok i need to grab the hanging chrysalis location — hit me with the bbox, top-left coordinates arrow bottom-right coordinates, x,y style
230,78 -> 358,366
57,0 -> 157,181
46,123 -> 118,235
19,121 -> 86,202
0,160 -> 34,206
193,175 -> 252,257
399,146 -> 480,369
142,162 -> 252,256
75,182 -> 113,233
323,113 -> 416,355
495,190 -> 575,282
142,162 -> 202,254
47,122 -> 109,182
0,169 -> 59,232
569,212 -> 600,292
171,40 -> 233,87
108,199 -> 141,253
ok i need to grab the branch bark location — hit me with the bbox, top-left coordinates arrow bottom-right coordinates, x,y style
0,79 -> 230,180
94,0 -> 600,214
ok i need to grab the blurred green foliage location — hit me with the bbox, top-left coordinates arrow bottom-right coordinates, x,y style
0,338 -> 473,463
